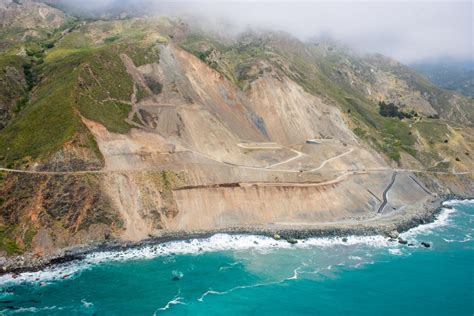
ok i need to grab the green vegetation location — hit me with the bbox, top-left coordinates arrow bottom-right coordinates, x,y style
104,35 -> 120,43
415,121 -> 450,144
24,228 -> 37,249
74,46 -> 134,133
0,17 -> 176,167
0,226 -> 22,255
0,54 -> 29,117
125,43 -> 160,67
78,99 -> 132,134
136,85 -> 147,102
160,170 -> 175,191
345,97 -> 415,162
378,101 -> 418,119
22,63 -> 35,90
0,30 -> 136,166
428,160 -> 451,171
181,34 -> 267,89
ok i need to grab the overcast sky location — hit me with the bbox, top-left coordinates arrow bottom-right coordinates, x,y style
60,0 -> 473,63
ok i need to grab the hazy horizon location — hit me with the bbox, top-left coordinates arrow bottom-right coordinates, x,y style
47,0 -> 474,64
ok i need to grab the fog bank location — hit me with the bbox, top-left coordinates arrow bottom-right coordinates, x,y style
54,0 -> 473,63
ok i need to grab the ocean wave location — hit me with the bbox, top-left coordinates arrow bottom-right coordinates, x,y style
442,199 -> 474,206
401,207 -> 456,239
81,299 -> 94,309
154,291 -> 185,314
443,233 -> 472,243
197,274 -> 295,302
388,248 -> 403,256
82,235 -> 396,266
0,305 -> 63,314
1,202 -> 463,286
0,261 -> 88,286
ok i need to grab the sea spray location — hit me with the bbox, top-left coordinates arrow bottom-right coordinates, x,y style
0,200 -> 472,315
0,202 -> 466,286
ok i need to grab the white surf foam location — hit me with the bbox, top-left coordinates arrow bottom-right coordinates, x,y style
154,291 -> 185,314
81,299 -> 94,309
388,248 -> 403,256
401,207 -> 456,239
0,235 -> 410,285
0,306 -> 63,314
442,199 -> 474,207
0,261 -> 88,286
197,274 -> 294,302
443,233 -> 472,243
1,199 -> 465,285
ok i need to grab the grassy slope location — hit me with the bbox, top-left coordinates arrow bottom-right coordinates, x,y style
0,54 -> 28,123
0,19 -> 162,167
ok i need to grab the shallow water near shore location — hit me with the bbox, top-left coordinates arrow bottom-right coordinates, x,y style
0,200 -> 473,315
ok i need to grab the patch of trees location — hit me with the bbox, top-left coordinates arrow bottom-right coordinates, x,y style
22,63 -> 36,90
197,49 -> 212,62
378,101 -> 418,119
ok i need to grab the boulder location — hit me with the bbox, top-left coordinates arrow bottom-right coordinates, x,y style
398,237 -> 408,245
286,238 -> 298,245
421,242 -> 431,248
387,230 -> 399,239
273,234 -> 281,240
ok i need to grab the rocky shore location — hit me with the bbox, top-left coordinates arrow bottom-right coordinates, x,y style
0,194 -> 469,277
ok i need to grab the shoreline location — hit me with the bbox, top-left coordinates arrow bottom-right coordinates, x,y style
0,194 -> 471,277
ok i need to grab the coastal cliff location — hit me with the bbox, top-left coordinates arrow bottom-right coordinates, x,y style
0,2 -> 472,270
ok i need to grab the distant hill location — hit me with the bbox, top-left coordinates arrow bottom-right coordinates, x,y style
411,60 -> 474,98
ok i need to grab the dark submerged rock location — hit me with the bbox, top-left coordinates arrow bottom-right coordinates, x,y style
398,237 -> 408,245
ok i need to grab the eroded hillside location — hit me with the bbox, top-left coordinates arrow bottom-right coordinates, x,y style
0,14 -> 472,257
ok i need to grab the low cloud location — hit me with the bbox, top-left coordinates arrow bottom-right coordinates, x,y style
55,0 -> 473,63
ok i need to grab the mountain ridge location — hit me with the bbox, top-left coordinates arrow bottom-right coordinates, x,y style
0,3 -> 471,262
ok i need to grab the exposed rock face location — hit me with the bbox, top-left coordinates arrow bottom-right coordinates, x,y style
248,70 -> 356,145
0,172 -> 118,255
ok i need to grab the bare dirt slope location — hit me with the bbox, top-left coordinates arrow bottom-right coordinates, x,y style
74,44 -> 448,242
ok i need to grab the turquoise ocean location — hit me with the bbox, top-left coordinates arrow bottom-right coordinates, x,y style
0,200 -> 473,315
